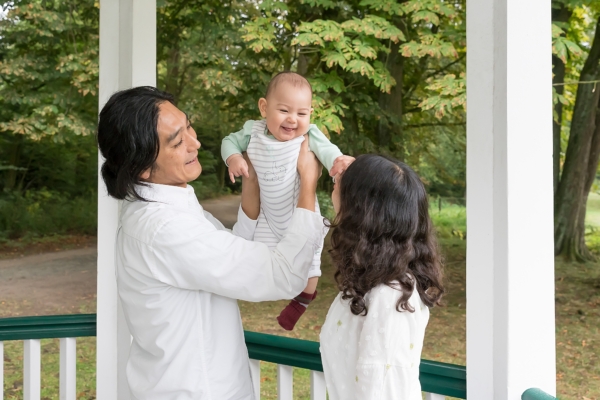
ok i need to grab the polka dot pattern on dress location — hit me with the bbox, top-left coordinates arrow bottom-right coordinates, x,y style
319,284 -> 430,400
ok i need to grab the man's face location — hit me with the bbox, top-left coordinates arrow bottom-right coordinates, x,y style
258,81 -> 313,142
143,102 -> 201,187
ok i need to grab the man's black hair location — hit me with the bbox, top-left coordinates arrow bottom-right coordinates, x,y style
97,86 -> 175,201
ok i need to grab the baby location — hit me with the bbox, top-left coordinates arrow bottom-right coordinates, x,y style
221,71 -> 354,330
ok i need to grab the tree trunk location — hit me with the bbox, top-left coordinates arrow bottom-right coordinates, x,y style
218,159 -> 226,189
554,16 -> 600,261
377,41 -> 404,159
297,53 -> 308,76
552,4 -> 572,193
164,47 -> 182,105
576,96 -> 600,251
4,136 -> 22,191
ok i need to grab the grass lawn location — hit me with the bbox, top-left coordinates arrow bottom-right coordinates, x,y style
1,199 -> 600,399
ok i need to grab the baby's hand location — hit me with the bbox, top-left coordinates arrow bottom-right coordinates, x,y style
329,155 -> 355,177
227,154 -> 250,183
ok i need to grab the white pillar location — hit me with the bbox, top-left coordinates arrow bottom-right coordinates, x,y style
466,0 -> 556,398
98,0 -> 156,399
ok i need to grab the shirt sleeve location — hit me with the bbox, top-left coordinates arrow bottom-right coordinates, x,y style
221,120 -> 254,165
149,208 -> 326,302
231,205 -> 258,240
354,289 -> 416,400
307,125 -> 344,172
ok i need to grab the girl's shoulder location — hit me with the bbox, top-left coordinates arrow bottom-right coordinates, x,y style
366,281 -> 426,313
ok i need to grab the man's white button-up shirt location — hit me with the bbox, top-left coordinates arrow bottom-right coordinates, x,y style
116,183 -> 326,399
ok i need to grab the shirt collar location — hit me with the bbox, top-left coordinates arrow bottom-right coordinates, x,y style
135,183 -> 196,209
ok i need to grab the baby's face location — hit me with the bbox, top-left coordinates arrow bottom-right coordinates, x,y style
258,81 -> 313,142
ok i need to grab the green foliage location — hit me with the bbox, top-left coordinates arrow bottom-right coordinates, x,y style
552,4 -> 600,170
429,199 -> 466,240
316,190 -> 335,222
0,189 -> 97,240
419,73 -> 466,119
20,0 -> 600,242
0,0 -> 99,141
552,23 -> 583,64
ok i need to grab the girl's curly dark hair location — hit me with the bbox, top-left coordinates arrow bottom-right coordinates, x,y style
329,154 -> 444,316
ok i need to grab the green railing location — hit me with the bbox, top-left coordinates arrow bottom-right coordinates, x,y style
0,314 -> 96,341
0,314 -> 469,398
0,314 -> 559,399
522,388 -> 558,400
245,330 -> 467,398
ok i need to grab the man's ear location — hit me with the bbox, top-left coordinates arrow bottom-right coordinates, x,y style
258,98 -> 268,118
140,168 -> 151,181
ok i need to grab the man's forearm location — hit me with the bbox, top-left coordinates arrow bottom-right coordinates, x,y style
241,174 -> 260,220
297,180 -> 316,212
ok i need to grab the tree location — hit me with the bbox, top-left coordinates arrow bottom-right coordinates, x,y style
552,1 -> 574,193
0,0 -> 98,191
240,0 -> 467,196
554,13 -> 600,261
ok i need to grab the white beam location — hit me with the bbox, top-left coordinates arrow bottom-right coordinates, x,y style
98,0 -> 156,399
466,0 -> 556,398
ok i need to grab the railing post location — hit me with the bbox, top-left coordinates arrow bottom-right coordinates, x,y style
249,359 -> 260,400
277,364 -> 293,400
425,393 -> 445,400
0,341 -> 4,400
60,338 -> 77,400
23,339 -> 41,400
310,370 -> 326,400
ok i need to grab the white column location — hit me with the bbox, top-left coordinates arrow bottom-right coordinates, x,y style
98,0 -> 156,399
466,0 -> 556,398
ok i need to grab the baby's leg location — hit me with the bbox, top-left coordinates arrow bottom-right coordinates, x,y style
304,276 -> 318,294
277,247 -> 322,331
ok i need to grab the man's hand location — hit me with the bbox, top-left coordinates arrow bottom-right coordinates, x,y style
227,154 -> 250,183
297,136 -> 322,183
297,136 -> 321,212
329,155 -> 355,177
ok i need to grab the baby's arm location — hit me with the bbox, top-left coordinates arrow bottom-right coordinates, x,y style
306,125 -> 355,176
222,122 -> 253,183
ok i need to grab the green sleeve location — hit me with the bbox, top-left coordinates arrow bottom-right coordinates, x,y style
221,120 -> 253,165
307,124 -> 343,172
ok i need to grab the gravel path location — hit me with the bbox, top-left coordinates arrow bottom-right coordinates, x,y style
0,195 -> 241,317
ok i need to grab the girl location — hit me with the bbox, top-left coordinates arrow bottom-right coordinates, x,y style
320,154 -> 445,400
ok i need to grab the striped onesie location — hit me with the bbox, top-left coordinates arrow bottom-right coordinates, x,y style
222,119 -> 343,278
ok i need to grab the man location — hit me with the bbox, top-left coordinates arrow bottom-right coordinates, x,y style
97,86 -> 325,399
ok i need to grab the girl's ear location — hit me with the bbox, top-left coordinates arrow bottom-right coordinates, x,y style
258,98 -> 268,117
140,168 -> 151,180
310,107 -> 314,115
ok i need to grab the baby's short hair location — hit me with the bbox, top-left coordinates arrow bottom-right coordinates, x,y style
265,71 -> 313,98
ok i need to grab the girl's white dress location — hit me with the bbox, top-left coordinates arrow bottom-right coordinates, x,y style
320,283 -> 429,400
